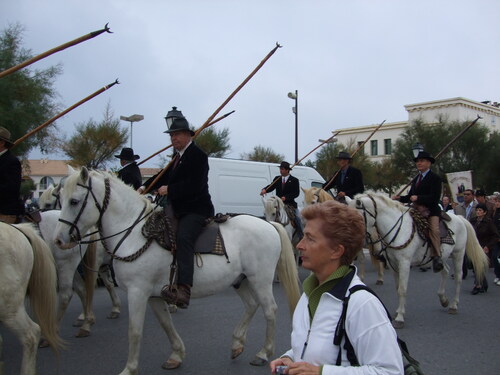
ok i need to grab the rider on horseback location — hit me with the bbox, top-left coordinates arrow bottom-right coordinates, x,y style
392,151 -> 444,273
261,161 -> 303,239
139,113 -> 214,308
322,151 -> 364,203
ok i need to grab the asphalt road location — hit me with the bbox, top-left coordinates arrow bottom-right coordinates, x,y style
2,261 -> 499,375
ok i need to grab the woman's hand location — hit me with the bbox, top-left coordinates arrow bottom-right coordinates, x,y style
270,357 -> 293,373
288,361 -> 321,375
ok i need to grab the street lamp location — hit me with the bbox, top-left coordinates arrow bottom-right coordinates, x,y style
412,142 -> 424,158
120,114 -> 144,148
287,90 -> 298,163
318,137 -> 338,144
164,106 -> 185,130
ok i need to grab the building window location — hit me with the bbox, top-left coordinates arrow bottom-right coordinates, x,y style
370,140 -> 378,156
384,139 -> 392,155
357,141 -> 365,154
39,176 -> 55,190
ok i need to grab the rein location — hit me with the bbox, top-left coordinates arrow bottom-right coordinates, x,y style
58,176 -> 156,262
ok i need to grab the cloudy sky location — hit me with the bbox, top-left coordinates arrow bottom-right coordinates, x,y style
2,0 -> 499,168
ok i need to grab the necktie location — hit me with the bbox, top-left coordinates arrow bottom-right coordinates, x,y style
416,174 -> 422,188
341,170 -> 346,184
282,177 -> 286,190
172,154 -> 180,169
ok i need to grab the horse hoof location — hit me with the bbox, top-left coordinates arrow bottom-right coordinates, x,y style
231,347 -> 244,359
162,359 -> 181,369
76,329 -> 90,338
376,280 -> 383,285
392,320 -> 404,329
249,357 -> 268,366
38,339 -> 49,348
448,308 -> 458,315
72,319 -> 84,327
440,298 -> 449,308
107,312 -> 120,319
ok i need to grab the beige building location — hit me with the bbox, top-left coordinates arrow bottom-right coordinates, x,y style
335,97 -> 500,162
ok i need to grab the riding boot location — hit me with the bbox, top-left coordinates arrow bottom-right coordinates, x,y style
161,284 -> 191,309
428,216 -> 443,273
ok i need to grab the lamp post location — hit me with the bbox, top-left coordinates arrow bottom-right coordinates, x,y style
412,142 -> 424,158
120,114 -> 144,148
164,106 -> 185,129
287,90 -> 298,163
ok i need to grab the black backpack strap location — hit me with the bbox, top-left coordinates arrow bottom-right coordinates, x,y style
334,284 -> 392,366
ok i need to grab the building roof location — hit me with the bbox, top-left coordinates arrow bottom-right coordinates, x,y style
25,159 -> 72,177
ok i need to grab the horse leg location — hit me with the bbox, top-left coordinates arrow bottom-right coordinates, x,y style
118,289 -> 150,375
4,308 -> 40,375
448,249 -> 464,315
99,267 -> 121,319
232,282 -> 260,361
437,255 -> 450,308
357,250 -> 366,281
392,262 -> 410,329
245,278 -> 278,365
148,298 -> 185,369
72,272 -> 95,337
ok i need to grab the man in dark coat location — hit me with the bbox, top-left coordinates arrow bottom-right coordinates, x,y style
322,151 -> 364,201
0,126 -> 24,223
115,147 -> 143,190
392,151 -> 444,272
261,161 -> 303,238
139,117 -> 214,308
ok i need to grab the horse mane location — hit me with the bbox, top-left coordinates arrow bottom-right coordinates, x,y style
302,187 -> 334,205
357,192 -> 406,212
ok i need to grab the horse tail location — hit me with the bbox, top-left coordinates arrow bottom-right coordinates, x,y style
269,222 -> 301,315
460,216 -> 489,281
18,224 -> 67,354
83,235 -> 98,317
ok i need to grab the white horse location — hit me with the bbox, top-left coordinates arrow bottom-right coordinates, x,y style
350,193 -> 489,328
0,222 -> 65,375
301,187 -> 386,284
262,196 -> 302,266
39,187 -> 122,325
54,168 -> 301,374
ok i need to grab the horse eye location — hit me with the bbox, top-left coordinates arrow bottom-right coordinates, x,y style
70,199 -> 79,206
356,199 -> 362,208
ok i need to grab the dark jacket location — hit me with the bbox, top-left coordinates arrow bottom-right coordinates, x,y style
144,142 -> 214,218
323,166 -> 364,199
470,217 -> 499,250
0,149 -> 24,216
400,170 -> 442,217
263,174 -> 300,208
117,162 -> 142,190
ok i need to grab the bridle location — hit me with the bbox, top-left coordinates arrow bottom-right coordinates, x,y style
58,176 -> 154,262
272,197 -> 290,226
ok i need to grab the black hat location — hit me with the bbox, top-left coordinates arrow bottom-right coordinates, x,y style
413,151 -> 435,163
164,118 -> 194,136
115,147 -> 140,160
0,126 -> 14,148
475,189 -> 486,197
336,151 -> 352,160
279,161 -> 291,170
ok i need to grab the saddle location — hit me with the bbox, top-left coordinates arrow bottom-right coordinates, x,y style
410,208 -> 455,245
141,208 -> 229,258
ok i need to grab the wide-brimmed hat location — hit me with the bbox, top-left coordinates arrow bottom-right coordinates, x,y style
474,189 -> 486,197
336,151 -> 352,160
164,118 -> 194,136
278,161 -> 291,170
0,126 -> 14,148
115,147 -> 140,160
413,151 -> 435,163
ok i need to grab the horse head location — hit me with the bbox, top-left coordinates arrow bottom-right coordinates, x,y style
302,187 -> 334,207
263,196 -> 289,225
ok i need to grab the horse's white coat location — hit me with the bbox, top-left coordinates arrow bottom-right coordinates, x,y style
54,169 -> 300,375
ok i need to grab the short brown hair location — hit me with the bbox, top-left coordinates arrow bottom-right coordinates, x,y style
301,200 -> 365,265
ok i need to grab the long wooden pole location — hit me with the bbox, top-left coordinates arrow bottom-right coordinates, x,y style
0,24 -> 112,79
263,130 -> 342,193
137,110 -> 235,166
13,79 -> 119,146
323,119 -> 386,191
143,43 -> 282,195
395,115 -> 482,196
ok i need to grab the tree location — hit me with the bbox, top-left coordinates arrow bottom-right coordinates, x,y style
367,158 -> 406,195
61,102 -> 128,169
392,118 -> 500,193
195,127 -> 230,157
241,146 -> 284,163
0,23 -> 62,157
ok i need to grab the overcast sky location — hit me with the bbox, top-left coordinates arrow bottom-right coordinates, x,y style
2,0 -> 499,168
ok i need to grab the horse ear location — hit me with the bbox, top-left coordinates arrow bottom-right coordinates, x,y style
67,164 -> 75,175
80,167 -> 89,183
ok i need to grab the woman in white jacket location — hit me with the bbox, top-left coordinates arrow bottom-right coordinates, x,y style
270,201 -> 403,375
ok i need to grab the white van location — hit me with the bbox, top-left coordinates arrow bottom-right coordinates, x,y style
208,158 -> 325,217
